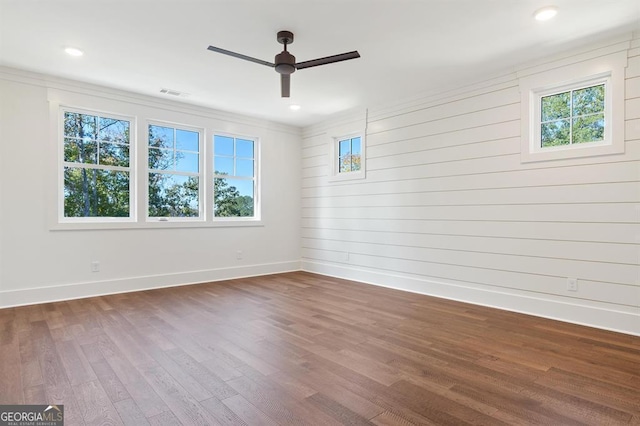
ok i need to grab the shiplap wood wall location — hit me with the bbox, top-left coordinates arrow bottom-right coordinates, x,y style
301,35 -> 640,335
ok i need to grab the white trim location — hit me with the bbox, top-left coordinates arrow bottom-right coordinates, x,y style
302,261 -> 640,337
328,131 -> 367,182
48,220 -> 264,231
2,66 -> 300,135
519,50 -> 627,163
0,261 -> 300,309
57,106 -> 137,223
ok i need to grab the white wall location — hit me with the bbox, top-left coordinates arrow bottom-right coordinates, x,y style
302,34 -> 640,335
0,68 -> 301,307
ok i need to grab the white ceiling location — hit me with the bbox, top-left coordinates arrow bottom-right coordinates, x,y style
1,0 -> 639,127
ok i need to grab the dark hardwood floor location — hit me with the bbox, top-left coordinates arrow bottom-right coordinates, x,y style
0,271 -> 638,425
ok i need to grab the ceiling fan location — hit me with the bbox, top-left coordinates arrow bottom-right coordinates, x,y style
207,30 -> 360,98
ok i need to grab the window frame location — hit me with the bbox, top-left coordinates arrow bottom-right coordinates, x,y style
212,132 -> 260,221
58,106 -> 136,224
533,75 -> 611,153
329,131 -> 366,182
519,50 -> 626,163
146,120 -> 205,223
49,90 -> 264,230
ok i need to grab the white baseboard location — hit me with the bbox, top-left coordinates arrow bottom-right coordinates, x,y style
0,260 -> 301,309
302,260 -> 640,337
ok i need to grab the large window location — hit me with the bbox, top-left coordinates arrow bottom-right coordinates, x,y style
213,135 -> 256,218
57,102 -> 261,228
62,110 -> 132,220
148,124 -> 201,219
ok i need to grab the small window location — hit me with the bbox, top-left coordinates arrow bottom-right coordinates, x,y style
213,134 -> 257,218
338,136 -> 362,173
539,83 -> 606,148
519,50 -> 625,163
148,123 -> 202,219
61,109 -> 133,220
330,132 -> 365,181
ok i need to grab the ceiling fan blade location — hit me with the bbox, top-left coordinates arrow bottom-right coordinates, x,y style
207,45 -> 275,67
295,51 -> 360,70
281,74 -> 290,98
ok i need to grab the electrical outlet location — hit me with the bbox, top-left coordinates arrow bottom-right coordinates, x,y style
91,261 -> 100,273
567,277 -> 578,292
236,250 -> 243,260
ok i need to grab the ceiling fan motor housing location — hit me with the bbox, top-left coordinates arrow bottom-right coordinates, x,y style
207,29 -> 360,98
275,51 -> 296,75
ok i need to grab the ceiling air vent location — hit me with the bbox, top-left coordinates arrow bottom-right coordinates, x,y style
159,88 -> 189,97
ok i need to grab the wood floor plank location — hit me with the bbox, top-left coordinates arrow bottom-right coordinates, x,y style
23,385 -> 46,404
55,338 -> 97,386
29,320 -> 84,424
0,334 -> 24,404
225,375 -> 318,425
147,410 -> 181,426
73,380 -> 123,426
0,271 -> 637,426
200,396 -> 248,426
221,394 -> 279,426
306,392 -> 375,425
96,334 -> 168,417
165,347 -> 238,400
89,359 -> 131,403
18,329 -> 43,388
140,363 -> 221,426
370,410 -> 426,426
113,398 -> 151,426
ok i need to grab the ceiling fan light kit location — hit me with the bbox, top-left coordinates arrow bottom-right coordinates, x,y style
207,30 -> 360,98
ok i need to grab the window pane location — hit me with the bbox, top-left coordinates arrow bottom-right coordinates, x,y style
339,155 -> 352,173
64,112 -> 97,140
149,125 -> 174,149
351,153 -> 361,171
99,142 -> 129,167
214,135 -> 234,156
214,156 -> 234,175
99,118 -> 129,143
573,114 -> 605,144
214,177 -> 254,217
541,92 -> 570,122
339,139 -> 351,156
64,167 -> 130,217
573,84 -> 605,116
64,138 -> 97,164
541,119 -> 570,147
176,129 -> 199,151
351,137 -> 361,155
148,147 -> 173,170
236,139 -> 254,158
175,152 -> 199,173
236,159 -> 254,177
148,173 -> 199,217
64,112 -> 80,138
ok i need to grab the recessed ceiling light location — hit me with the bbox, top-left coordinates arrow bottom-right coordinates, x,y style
64,47 -> 84,57
534,6 -> 558,21
289,104 -> 301,111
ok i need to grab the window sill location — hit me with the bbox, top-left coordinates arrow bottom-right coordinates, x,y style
50,219 -> 264,231
521,139 -> 623,163
328,171 -> 366,183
